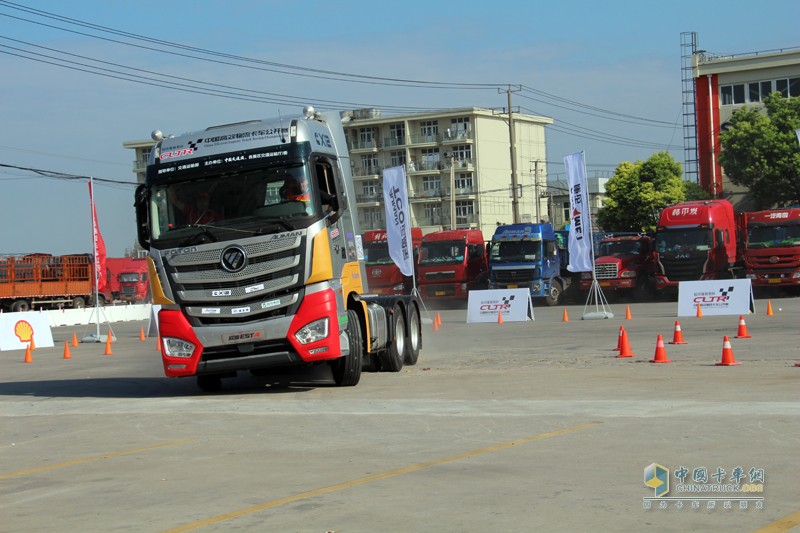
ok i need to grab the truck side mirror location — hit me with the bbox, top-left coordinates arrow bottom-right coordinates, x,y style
134,184 -> 151,250
715,229 -> 724,249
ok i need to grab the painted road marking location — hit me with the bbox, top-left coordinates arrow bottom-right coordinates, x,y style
0,439 -> 193,480
162,422 -> 598,533
753,510 -> 800,533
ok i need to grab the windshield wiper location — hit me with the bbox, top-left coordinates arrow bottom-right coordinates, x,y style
178,224 -> 219,246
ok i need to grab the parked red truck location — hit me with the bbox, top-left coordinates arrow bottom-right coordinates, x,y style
106,257 -> 150,303
653,199 -> 739,292
740,207 -> 800,289
578,233 -> 654,300
417,229 -> 488,301
362,228 -> 423,295
0,253 -> 111,312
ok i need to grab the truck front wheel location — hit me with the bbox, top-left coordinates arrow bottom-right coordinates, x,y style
331,309 -> 363,386
403,304 -> 421,366
379,304 -> 405,372
11,299 -> 30,313
544,281 -> 562,306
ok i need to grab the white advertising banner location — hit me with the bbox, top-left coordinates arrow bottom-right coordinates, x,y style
466,289 -> 533,323
382,165 -> 414,277
563,151 -> 592,272
677,279 -> 754,317
0,312 -> 55,351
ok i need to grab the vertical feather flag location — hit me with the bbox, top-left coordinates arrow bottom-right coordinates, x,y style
88,179 -> 107,291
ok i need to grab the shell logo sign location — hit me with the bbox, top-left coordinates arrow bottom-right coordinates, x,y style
0,314 -> 54,351
14,320 -> 34,343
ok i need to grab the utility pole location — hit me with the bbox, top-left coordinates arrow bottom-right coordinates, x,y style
449,152 -> 456,230
507,85 -> 520,224
532,159 -> 540,223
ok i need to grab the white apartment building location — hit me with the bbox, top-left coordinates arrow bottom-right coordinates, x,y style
123,106 -> 553,241
343,107 -> 552,240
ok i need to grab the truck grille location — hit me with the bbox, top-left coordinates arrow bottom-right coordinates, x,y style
595,264 -> 618,280
425,271 -> 455,280
163,233 -> 307,326
659,255 -> 706,282
493,268 -> 539,283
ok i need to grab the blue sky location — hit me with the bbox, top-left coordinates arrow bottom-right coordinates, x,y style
1,0 -> 798,256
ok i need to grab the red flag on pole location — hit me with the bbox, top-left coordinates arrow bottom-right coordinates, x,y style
88,180 -> 107,291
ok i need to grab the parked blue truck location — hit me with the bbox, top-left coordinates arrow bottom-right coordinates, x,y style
487,223 -> 571,306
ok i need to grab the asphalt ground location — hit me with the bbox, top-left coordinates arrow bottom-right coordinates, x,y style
1,295 -> 799,532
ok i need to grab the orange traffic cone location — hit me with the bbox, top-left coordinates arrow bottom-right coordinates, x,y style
715,336 -> 741,366
616,327 -> 635,358
734,315 -> 751,339
696,304 -> 703,318
72,331 -> 79,347
562,308 -> 569,322
668,321 -> 687,345
650,334 -> 672,363
613,325 -> 623,351
497,311 -> 504,324
30,335 -> 36,351
63,341 -> 72,359
766,301 -> 774,316
139,327 -> 146,341
625,306 -> 632,320
104,333 -> 113,356
24,343 -> 32,363
156,335 -> 162,352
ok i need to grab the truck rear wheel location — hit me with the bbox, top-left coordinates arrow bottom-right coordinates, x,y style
11,299 -> 30,313
379,304 -> 405,372
331,309 -> 362,386
544,280 -> 562,306
72,297 -> 86,309
403,304 -> 421,366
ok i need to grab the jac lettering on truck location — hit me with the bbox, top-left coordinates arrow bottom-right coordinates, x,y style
134,106 -> 423,391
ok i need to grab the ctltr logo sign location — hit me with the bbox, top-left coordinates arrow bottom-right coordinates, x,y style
644,463 -> 670,497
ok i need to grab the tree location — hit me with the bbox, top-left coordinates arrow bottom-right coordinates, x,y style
718,93 -> 800,209
683,180 -> 711,201
596,151 -> 685,232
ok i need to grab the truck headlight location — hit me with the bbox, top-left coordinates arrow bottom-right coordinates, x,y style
745,273 -> 756,279
581,272 -> 592,279
621,271 -> 637,278
392,283 -> 405,291
793,272 -> 800,279
163,337 -> 195,358
295,318 -> 329,344
533,283 -> 542,292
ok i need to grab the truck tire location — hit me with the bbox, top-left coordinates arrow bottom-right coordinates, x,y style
11,299 -> 30,313
197,375 -> 222,393
403,303 -> 421,366
331,309 -> 362,386
379,304 -> 405,372
544,280 -> 562,307
72,297 -> 86,309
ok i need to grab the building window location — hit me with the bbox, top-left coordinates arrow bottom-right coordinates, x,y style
455,174 -> 473,193
446,118 -> 471,139
420,148 -> 440,170
456,201 -> 475,226
362,207 -> 383,227
420,121 -> 439,137
422,176 -> 441,195
389,151 -> 406,167
425,203 -> 442,224
359,128 -> 375,146
363,181 -> 378,198
451,145 -> 472,163
776,77 -> 800,98
360,154 -> 379,174
389,123 -> 405,142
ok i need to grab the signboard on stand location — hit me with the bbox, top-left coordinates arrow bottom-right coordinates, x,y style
467,289 -> 533,323
677,279 -> 754,317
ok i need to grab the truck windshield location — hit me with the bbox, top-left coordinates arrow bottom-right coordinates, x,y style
599,240 -> 641,256
655,229 -> 712,253
420,241 -> 465,265
364,242 -> 394,265
490,240 -> 541,263
119,273 -> 140,283
148,164 -> 319,247
747,223 -> 800,249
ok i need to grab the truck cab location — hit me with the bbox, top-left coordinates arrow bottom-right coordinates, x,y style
487,223 -> 568,306
653,199 -> 738,292
417,229 -> 487,301
742,208 -> 800,289
579,234 -> 654,300
362,228 -> 422,295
